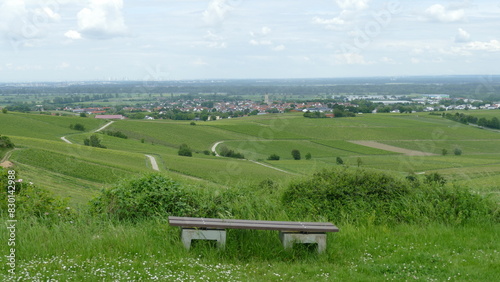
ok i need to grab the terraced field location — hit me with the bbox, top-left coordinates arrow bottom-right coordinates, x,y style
2,111 -> 499,205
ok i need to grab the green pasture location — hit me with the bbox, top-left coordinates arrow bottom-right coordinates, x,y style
108,120 -> 249,150
382,140 -> 500,155
0,112 -> 104,140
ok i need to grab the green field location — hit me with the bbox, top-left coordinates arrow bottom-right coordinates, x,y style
1,111 -> 499,280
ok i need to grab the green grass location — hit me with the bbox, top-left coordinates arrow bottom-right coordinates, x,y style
0,112 -> 104,140
0,219 -> 498,281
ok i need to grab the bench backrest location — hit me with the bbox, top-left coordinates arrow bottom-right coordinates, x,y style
168,216 -> 339,233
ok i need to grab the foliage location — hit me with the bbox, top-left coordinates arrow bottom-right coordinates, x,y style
441,148 -> 448,156
454,147 -> 462,156
424,172 -> 447,186
303,111 -> 326,118
80,112 -> 87,117
178,143 -> 193,157
0,168 -> 73,220
219,145 -> 245,159
267,154 -> 280,161
103,130 -> 128,139
282,168 -> 497,225
190,121 -> 196,125
84,134 -> 106,148
89,173 -> 198,220
305,152 -> 312,160
356,157 -> 362,167
0,135 -> 15,149
444,112 -> 500,129
70,123 -> 86,131
291,149 -> 301,160
336,156 -> 344,165
2,108 -> 7,114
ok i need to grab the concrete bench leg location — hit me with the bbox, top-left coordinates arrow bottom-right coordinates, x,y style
181,229 -> 226,250
279,232 -> 327,253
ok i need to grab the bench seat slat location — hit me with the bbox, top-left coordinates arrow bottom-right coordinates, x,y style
168,216 -> 339,232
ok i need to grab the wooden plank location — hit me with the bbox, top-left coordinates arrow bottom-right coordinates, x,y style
168,216 -> 339,232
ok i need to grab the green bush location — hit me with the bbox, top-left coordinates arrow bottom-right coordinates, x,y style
0,168 -> 73,220
89,173 -> 198,220
84,134 -> 106,148
70,123 -> 86,131
336,156 -> 344,165
267,154 -> 280,161
0,135 -> 15,149
219,145 -> 245,159
454,147 -> 462,156
282,168 -> 497,225
104,130 -> 128,139
291,149 -> 301,160
178,143 -> 193,157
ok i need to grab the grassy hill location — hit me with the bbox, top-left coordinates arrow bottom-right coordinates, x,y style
2,111 -> 500,205
1,110 -> 499,280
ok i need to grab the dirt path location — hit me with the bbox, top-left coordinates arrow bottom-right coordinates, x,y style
349,141 -> 437,156
95,121 -> 115,132
61,136 -> 72,144
145,154 -> 160,171
211,141 -> 224,157
0,148 -> 20,168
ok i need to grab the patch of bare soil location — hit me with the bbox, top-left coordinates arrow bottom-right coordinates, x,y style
350,141 -> 437,156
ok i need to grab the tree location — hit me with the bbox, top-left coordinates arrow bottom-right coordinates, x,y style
441,148 -> 448,156
80,112 -> 87,117
178,144 -> 193,157
0,135 -> 15,149
267,154 -> 280,161
1,108 -> 7,114
305,152 -> 312,160
454,147 -> 462,156
356,157 -> 363,167
84,135 -> 106,148
70,123 -> 86,131
291,149 -> 301,160
336,157 -> 344,165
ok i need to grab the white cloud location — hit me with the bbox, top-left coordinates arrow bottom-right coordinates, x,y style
56,62 -> 70,70
64,30 -> 82,40
464,40 -> 500,52
380,57 -> 396,64
335,0 -> 370,10
335,53 -> 370,65
38,7 -> 61,21
273,45 -> 285,51
425,4 -> 464,23
204,30 -> 227,48
455,28 -> 470,43
313,16 -> 346,30
203,0 -> 234,26
75,0 -> 128,39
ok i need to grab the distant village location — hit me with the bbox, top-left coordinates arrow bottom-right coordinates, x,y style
62,94 -> 500,120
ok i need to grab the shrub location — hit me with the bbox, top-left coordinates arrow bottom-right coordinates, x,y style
267,154 -> 280,161
441,148 -> 448,156
80,112 -> 87,117
190,121 -> 196,126
424,172 -> 447,186
203,150 -> 211,155
2,108 -> 7,114
282,168 -> 498,225
336,157 -> 344,165
0,168 -> 73,220
219,145 -> 245,159
70,123 -> 86,131
454,147 -> 462,156
178,143 -> 193,157
89,173 -> 198,220
0,135 -> 15,149
104,130 -> 128,139
305,153 -> 312,160
291,149 -> 301,160
84,134 -> 106,148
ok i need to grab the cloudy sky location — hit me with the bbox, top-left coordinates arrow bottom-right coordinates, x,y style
0,0 -> 499,82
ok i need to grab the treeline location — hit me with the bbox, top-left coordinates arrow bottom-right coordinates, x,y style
443,112 -> 500,129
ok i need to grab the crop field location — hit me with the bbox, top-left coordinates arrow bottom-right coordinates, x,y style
0,113 -> 104,140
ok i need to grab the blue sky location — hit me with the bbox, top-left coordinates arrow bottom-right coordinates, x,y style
0,0 -> 499,82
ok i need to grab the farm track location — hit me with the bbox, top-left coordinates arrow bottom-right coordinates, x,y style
61,136 -> 72,144
211,141 -> 295,175
95,121 -> 115,132
145,154 -> 159,171
0,148 -> 20,168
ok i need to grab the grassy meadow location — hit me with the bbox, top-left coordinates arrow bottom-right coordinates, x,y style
1,110 -> 499,280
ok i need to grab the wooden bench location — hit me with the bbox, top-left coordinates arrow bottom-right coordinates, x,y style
168,216 -> 339,253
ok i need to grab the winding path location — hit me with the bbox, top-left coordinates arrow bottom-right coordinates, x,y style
95,121 -> 115,132
145,154 -> 160,171
61,136 -> 72,144
211,141 -> 294,175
